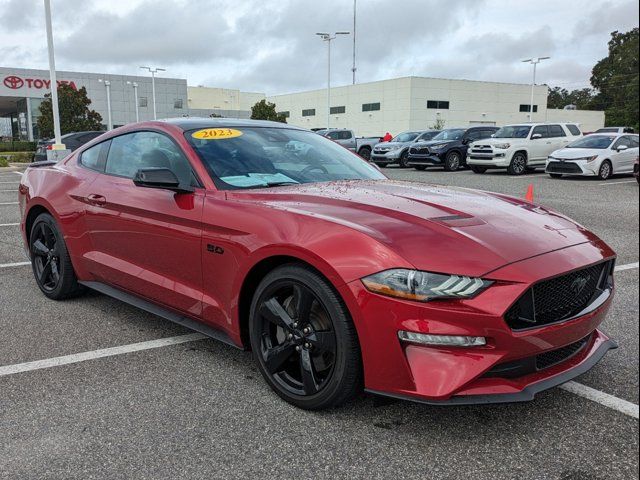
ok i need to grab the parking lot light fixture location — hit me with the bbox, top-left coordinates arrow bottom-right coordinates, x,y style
522,57 -> 550,121
140,66 -> 166,120
98,79 -> 113,130
43,0 -> 64,150
316,32 -> 350,129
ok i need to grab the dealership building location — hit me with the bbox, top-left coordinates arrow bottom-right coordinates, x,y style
1,66 -> 605,140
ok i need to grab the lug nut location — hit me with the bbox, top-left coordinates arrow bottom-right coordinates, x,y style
295,346 -> 301,352
293,322 -> 299,328
288,334 -> 293,340
303,328 -> 310,334
305,343 -> 311,349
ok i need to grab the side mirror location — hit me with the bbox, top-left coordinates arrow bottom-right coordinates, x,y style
133,168 -> 193,193
616,145 -> 629,152
531,133 -> 542,140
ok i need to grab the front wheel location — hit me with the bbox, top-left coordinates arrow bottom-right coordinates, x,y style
398,150 -> 409,168
444,151 -> 461,171
598,161 -> 612,180
508,153 -> 527,175
249,264 -> 362,410
29,213 -> 83,300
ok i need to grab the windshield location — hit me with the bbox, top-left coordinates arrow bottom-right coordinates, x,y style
391,132 -> 420,143
567,135 -> 615,149
186,127 -> 385,189
493,126 -> 532,138
431,129 -> 465,141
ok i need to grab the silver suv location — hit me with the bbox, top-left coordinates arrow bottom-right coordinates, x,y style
371,130 -> 440,168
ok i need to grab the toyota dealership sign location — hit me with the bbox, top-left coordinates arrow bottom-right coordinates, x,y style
1,72 -> 81,97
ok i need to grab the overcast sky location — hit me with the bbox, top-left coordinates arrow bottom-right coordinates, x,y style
1,0 -> 638,95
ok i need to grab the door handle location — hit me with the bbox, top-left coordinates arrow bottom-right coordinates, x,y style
87,194 -> 106,206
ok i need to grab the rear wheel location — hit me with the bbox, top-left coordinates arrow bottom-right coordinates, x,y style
470,166 -> 487,174
507,152 -> 527,175
398,150 -> 409,168
598,160 -> 612,180
29,213 -> 83,300
358,147 -> 371,161
249,264 -> 362,410
444,151 -> 461,171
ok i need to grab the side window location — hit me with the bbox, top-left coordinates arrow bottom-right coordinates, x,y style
480,129 -> 497,139
79,142 -> 106,171
532,125 -> 548,138
105,131 -> 195,186
612,136 -> 633,149
326,131 -> 340,140
566,124 -> 582,136
339,131 -> 353,140
548,125 -> 566,137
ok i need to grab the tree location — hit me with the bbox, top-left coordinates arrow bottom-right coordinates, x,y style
37,84 -> 103,138
250,99 -> 287,123
429,117 -> 446,130
547,86 -> 596,110
590,28 -> 639,130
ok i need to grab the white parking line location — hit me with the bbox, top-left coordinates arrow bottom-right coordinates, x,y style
560,382 -> 639,419
0,190 -> 18,192
0,333 -> 207,377
13,171 -> 23,176
0,223 -> 19,227
508,173 -> 548,179
598,180 -> 637,186
615,262 -> 639,272
0,261 -> 30,269
0,181 -> 19,184
0,202 -> 18,205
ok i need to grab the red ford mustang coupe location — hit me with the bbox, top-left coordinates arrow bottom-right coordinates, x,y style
18,119 -> 617,410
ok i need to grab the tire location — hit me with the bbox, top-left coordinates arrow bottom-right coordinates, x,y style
470,166 -> 487,174
358,147 -> 371,161
549,173 -> 563,179
398,150 -> 409,168
598,160 -> 612,180
414,165 -> 427,171
249,264 -> 362,410
29,213 -> 83,300
444,151 -> 461,171
508,152 -> 527,175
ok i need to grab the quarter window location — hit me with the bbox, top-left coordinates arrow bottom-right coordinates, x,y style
566,124 -> 582,136
105,131 -> 195,186
548,125 -> 566,137
79,142 -> 106,171
362,103 -> 381,112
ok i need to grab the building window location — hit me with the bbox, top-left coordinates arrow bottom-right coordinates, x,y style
302,109 -> 316,117
174,99 -> 184,109
427,100 -> 450,109
362,102 -> 381,112
139,97 -> 148,108
278,111 -> 290,118
519,104 -> 538,113
330,106 -> 346,114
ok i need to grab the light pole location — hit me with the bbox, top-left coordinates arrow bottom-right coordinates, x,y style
140,66 -> 165,120
522,57 -> 550,121
352,0 -> 357,85
98,79 -> 112,130
316,31 -> 350,129
127,81 -> 140,122
43,0 -> 64,149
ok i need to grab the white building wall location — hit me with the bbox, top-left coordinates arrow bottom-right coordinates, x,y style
187,86 -> 265,113
545,109 -> 605,133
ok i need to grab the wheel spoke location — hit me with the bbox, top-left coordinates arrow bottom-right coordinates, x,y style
32,239 -> 49,257
50,261 -> 60,284
260,298 -> 295,330
292,284 -> 314,322
299,349 -> 319,395
307,331 -> 336,354
264,341 -> 296,374
39,260 -> 52,283
40,224 -> 50,248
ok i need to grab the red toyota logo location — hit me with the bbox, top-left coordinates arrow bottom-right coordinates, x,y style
4,76 -> 24,89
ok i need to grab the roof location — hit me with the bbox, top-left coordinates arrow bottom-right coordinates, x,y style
160,117 -> 305,131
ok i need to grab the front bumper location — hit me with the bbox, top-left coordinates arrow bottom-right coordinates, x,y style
546,160 -> 599,176
406,152 -> 445,166
467,151 -> 511,167
344,240 -> 617,405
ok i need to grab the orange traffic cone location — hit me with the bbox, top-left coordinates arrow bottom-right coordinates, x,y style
525,184 -> 534,203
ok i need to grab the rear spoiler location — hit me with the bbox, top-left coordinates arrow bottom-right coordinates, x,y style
28,160 -> 58,168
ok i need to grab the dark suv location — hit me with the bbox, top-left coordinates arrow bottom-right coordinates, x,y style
407,126 -> 499,171
34,131 -> 106,162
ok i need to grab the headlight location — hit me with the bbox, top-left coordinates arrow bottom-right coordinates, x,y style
430,143 -> 448,150
387,144 -> 402,151
361,269 -> 493,302
494,143 -> 511,149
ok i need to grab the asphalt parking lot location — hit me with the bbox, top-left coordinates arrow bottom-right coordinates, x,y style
0,164 -> 638,480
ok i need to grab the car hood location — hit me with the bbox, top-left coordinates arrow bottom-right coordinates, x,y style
229,180 -> 597,277
374,141 -> 410,149
550,148 -> 602,159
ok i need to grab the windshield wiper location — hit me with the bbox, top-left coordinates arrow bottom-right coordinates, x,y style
263,181 -> 300,188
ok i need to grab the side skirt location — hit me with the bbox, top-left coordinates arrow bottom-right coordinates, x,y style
80,281 -> 243,350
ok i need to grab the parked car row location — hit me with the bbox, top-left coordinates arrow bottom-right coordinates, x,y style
315,129 -> 381,160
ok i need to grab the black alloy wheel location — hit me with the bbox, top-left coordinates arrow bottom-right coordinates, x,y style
249,265 -> 362,409
508,152 -> 527,175
398,150 -> 410,168
30,213 -> 82,300
444,151 -> 461,171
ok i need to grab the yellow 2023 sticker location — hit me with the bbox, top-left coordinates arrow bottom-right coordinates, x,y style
192,128 -> 243,140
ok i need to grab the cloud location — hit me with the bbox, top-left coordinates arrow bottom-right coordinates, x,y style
0,0 -> 39,31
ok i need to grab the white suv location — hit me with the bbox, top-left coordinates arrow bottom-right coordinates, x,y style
467,123 -> 582,175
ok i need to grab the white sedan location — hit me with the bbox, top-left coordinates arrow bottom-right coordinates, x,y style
546,133 -> 639,180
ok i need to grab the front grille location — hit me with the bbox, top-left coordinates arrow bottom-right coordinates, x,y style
505,261 -> 613,330
546,161 -> 582,173
483,334 -> 592,379
409,147 -> 430,155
